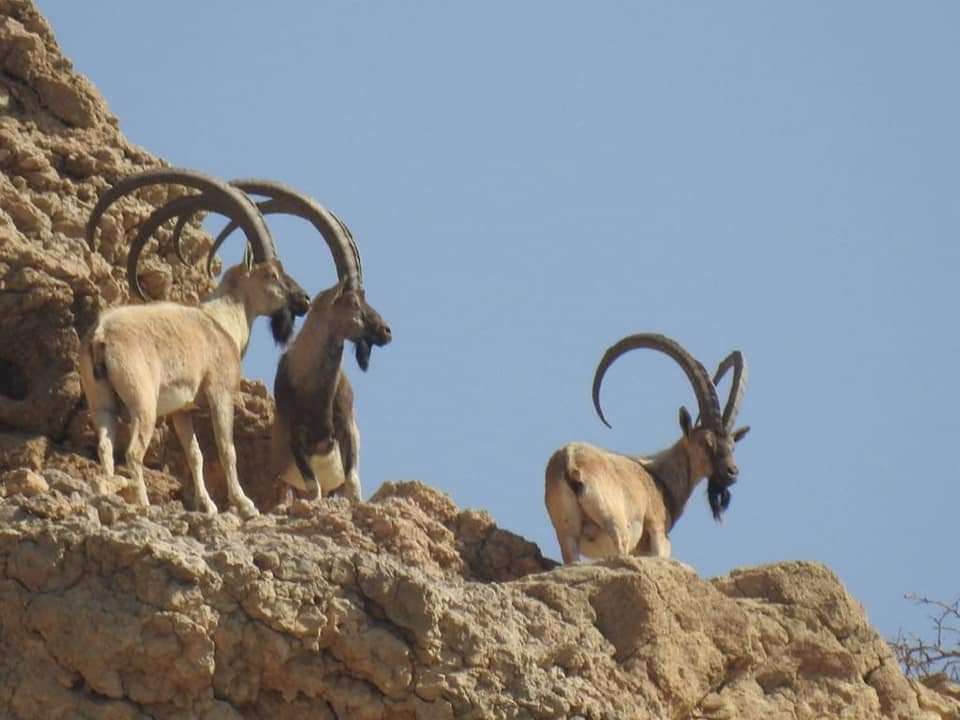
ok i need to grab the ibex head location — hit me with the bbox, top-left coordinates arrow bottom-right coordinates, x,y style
310,279 -> 392,371
704,351 -> 750,521
200,180 -> 382,353
592,334 -> 750,522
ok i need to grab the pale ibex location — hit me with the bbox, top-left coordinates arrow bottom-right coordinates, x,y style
80,168 -> 306,518
200,182 -> 393,502
545,334 -> 750,563
158,178 -> 390,502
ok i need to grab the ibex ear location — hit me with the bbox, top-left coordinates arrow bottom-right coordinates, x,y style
242,244 -> 254,271
678,406 -> 693,437
733,426 -> 751,443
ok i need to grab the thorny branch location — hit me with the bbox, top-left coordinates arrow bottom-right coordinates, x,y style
890,593 -> 960,681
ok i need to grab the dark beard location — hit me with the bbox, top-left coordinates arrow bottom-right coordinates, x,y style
707,477 -> 732,522
269,307 -> 295,346
354,338 -> 371,371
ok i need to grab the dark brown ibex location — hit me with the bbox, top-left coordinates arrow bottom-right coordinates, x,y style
203,182 -> 392,502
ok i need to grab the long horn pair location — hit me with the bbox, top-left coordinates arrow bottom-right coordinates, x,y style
713,350 -> 747,429
592,333 -> 723,431
86,168 -> 277,301
161,181 -> 362,288
205,180 -> 362,288
152,179 -> 363,287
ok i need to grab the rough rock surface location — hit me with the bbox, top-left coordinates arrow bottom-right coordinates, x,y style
0,0 -> 277,508
2,3 -> 960,719
0,478 -> 957,720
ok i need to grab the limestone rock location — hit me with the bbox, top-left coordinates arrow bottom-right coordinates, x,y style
0,0 -> 242,510
0,431 -> 48,471
0,466 -> 47,496
0,479 -> 955,719
0,0 -> 216,440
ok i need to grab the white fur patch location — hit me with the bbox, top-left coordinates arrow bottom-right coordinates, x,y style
280,444 -> 346,495
156,383 -> 199,417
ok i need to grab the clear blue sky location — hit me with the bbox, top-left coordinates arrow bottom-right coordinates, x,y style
39,1 -> 959,642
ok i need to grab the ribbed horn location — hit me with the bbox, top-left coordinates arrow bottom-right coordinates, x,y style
204,180 -> 362,286
170,203 -> 200,264
127,194 -> 276,300
87,168 -> 276,299
329,208 -> 363,281
713,350 -> 747,430
592,333 -> 722,431
125,195 -> 203,301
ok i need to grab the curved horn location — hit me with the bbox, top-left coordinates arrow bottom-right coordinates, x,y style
592,333 -> 722,431
206,219 -> 249,278
142,194 -> 212,266
713,350 -> 748,430
125,195 -> 204,301
330,208 -> 363,281
123,189 -> 277,301
204,180 -> 362,286
87,168 -> 277,297
170,202 -> 201,265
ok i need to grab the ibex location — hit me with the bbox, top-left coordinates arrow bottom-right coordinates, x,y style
210,184 -> 394,502
150,178 -> 391,503
272,278 -> 392,502
80,168 -> 308,518
545,334 -> 750,563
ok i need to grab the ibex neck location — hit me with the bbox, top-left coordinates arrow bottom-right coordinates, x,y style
287,323 -> 345,435
201,292 -> 254,358
645,440 -> 706,530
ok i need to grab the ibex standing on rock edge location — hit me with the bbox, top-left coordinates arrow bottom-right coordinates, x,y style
545,334 -> 750,563
273,277 -> 392,502
211,183 -> 395,503
81,169 -> 309,518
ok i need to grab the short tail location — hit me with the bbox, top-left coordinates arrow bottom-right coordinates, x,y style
565,464 -> 584,496
545,446 -> 585,497
90,338 -> 108,381
545,446 -> 586,563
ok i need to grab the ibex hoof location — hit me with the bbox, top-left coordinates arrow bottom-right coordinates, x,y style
196,497 -> 218,515
233,498 -> 260,520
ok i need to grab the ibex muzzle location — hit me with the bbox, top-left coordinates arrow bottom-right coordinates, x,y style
352,291 -> 392,371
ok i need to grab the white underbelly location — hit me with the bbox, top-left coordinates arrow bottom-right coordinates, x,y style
156,383 -> 199,417
280,444 -> 346,494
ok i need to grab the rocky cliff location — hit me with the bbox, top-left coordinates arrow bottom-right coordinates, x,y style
0,0 -> 279,511
1,478 -> 958,719
0,2 -> 958,718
